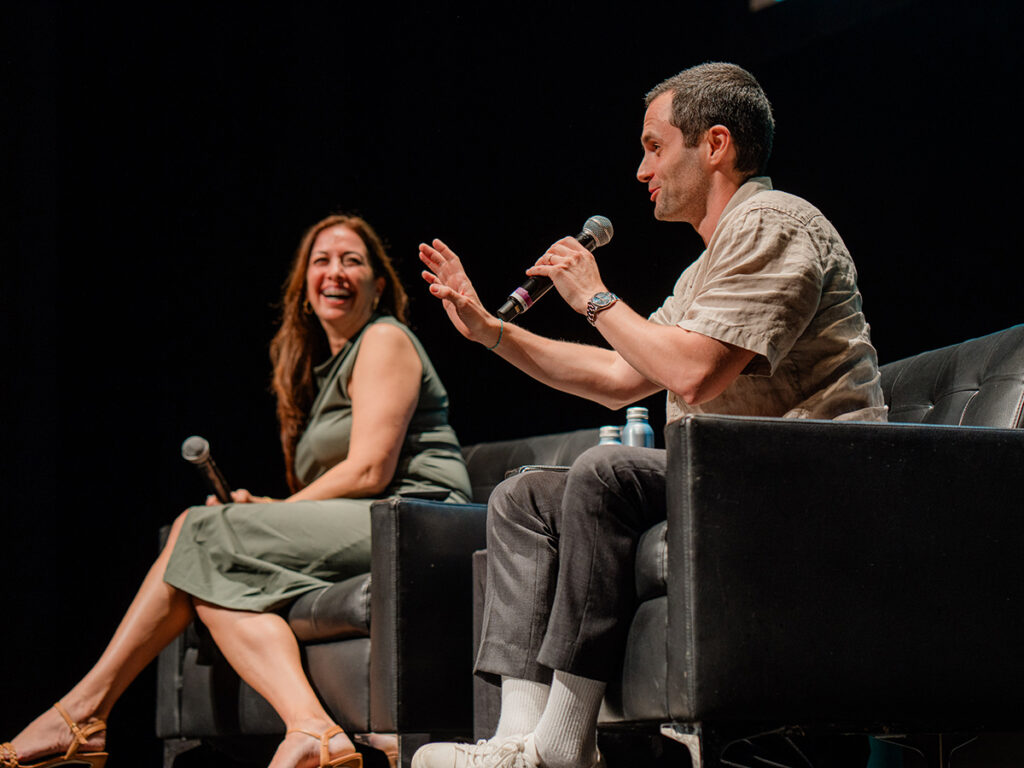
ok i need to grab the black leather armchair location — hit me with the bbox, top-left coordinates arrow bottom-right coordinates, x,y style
471,325 -> 1024,767
154,430 -> 600,768
613,324 -> 1024,766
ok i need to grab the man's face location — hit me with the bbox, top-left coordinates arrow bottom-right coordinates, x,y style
637,91 -> 709,224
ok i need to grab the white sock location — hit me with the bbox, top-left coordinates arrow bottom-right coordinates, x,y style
493,677 -> 550,740
532,670 -> 605,768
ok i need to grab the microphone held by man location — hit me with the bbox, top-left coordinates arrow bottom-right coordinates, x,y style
496,215 -> 614,322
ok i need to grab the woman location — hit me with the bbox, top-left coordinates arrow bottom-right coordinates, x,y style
1,215 -> 471,768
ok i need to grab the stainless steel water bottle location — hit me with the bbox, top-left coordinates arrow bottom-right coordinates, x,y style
621,406 -> 655,448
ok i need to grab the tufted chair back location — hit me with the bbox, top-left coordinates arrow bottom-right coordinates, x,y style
880,325 -> 1024,428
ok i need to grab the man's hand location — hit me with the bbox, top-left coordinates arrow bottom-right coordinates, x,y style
526,236 -> 607,315
419,239 -> 503,348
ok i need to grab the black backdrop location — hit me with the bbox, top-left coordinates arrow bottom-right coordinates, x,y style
3,0 -> 1022,765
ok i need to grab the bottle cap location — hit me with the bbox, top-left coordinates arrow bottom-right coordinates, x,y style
599,426 -> 622,440
625,406 -> 649,420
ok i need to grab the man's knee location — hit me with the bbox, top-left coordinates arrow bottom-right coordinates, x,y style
571,444 -> 627,475
487,468 -> 567,530
563,445 -> 667,525
567,444 -> 659,489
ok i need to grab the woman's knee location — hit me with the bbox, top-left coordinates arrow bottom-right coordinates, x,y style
165,507 -> 198,551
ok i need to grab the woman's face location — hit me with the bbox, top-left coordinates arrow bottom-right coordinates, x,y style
305,224 -> 385,345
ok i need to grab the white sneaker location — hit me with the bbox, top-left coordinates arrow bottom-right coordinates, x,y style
411,735 -> 539,768
411,733 -> 604,768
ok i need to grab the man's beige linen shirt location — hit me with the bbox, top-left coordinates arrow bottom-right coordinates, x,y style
649,177 -> 886,424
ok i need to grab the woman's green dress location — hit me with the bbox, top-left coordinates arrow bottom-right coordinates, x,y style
162,315 -> 471,612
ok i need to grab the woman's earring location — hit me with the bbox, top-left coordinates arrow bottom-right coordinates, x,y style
373,295 -> 380,311
303,298 -> 314,315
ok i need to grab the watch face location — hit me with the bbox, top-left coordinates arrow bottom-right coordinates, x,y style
587,292 -> 619,324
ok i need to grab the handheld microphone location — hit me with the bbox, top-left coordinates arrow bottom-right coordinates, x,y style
181,435 -> 233,504
496,215 -> 614,321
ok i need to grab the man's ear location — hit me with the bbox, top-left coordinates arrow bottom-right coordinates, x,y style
705,125 -> 735,169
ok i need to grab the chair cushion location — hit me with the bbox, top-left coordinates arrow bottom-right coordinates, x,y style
287,572 -> 371,642
635,520 -> 668,601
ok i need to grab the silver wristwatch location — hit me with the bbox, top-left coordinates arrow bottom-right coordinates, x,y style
586,291 -> 620,325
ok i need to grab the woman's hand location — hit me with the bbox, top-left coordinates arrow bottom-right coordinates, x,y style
526,236 -> 607,315
205,489 -> 274,505
419,239 -> 503,348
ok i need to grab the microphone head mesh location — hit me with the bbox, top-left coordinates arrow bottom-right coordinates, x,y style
181,435 -> 211,463
582,215 -> 614,248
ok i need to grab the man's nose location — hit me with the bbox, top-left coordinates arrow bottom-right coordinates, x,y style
637,156 -> 652,182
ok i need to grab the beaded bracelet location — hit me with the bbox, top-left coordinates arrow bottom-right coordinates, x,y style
487,318 -> 504,351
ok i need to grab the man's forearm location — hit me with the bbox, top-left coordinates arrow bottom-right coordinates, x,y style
592,301 -> 756,406
491,319 -> 659,409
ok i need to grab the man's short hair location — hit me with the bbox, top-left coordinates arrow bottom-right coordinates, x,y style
646,63 -> 775,177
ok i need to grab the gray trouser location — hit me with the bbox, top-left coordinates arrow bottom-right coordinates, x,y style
474,444 -> 667,684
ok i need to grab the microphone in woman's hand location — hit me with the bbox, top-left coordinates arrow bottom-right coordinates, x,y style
181,435 -> 233,504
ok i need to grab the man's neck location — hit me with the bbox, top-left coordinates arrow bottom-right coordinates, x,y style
695,173 -> 745,245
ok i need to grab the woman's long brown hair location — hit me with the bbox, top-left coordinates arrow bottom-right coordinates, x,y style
270,214 -> 409,493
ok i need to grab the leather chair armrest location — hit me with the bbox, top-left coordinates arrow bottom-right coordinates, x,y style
369,497 -> 489,733
663,414 -> 1024,730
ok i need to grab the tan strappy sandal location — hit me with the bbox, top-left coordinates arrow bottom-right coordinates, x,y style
286,725 -> 362,768
0,702 -> 107,768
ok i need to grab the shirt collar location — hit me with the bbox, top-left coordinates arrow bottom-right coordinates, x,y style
715,176 -> 773,232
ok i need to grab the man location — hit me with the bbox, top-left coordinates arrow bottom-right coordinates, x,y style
413,63 -> 885,768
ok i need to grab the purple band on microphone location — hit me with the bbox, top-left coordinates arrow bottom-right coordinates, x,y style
513,286 -> 534,308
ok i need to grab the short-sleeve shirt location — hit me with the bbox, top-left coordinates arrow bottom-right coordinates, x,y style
649,177 -> 886,424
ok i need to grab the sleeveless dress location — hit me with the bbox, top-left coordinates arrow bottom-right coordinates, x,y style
162,315 -> 471,612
